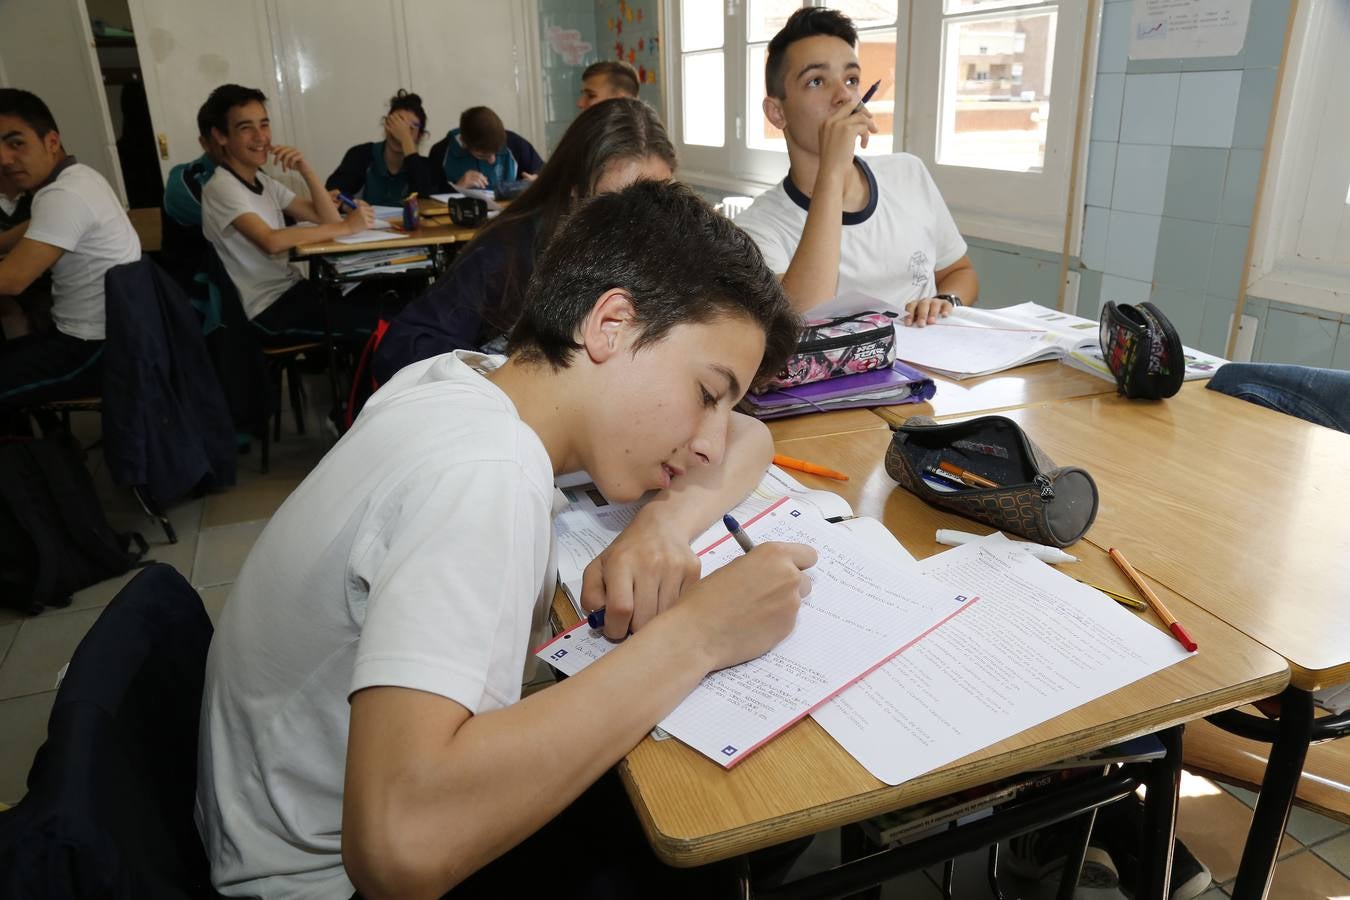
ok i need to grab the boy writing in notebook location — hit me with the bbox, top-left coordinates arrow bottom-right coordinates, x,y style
196,180 -> 813,899
198,83 -> 381,344
735,7 -> 980,326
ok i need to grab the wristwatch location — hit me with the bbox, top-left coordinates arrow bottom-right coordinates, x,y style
935,293 -> 963,307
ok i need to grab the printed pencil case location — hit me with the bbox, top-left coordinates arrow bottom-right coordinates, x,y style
758,311 -> 897,391
1099,301 -> 1185,400
884,414 -> 1099,548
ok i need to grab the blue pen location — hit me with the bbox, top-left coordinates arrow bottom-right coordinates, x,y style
335,192 -> 359,211
586,513 -> 754,631
852,79 -> 881,115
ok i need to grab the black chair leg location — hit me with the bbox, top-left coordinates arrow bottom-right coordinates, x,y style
288,361 -> 307,436
132,485 -> 177,544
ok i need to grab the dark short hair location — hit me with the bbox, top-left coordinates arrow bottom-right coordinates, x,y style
459,106 -> 506,155
201,84 -> 268,138
388,89 -> 428,136
765,7 -> 858,99
0,88 -> 60,137
582,60 -> 640,98
195,99 -> 213,141
509,180 -> 799,386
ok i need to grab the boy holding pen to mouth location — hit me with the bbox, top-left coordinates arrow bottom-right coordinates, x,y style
734,7 -> 980,327
196,181 -> 816,899
199,83 -> 384,345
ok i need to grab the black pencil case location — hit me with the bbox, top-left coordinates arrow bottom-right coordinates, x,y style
1099,301 -> 1185,400
884,415 -> 1099,548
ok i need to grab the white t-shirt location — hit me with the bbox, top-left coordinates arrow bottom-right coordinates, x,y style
195,351 -> 558,900
24,163 -> 141,340
201,167 -> 302,319
735,153 -> 967,316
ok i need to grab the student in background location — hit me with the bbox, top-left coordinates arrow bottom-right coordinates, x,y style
196,180 -> 810,899
374,97 -> 674,383
159,98 -> 219,290
577,59 -> 640,109
199,83 -> 381,344
0,88 -> 140,416
429,106 -> 544,192
735,7 -> 979,326
325,90 -> 437,208
0,167 -> 52,337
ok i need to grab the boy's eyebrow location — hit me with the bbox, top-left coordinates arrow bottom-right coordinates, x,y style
795,60 -> 862,80
1,130 -> 21,142
710,364 -> 741,399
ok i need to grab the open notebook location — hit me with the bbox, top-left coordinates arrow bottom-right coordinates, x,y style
875,299 -> 1226,382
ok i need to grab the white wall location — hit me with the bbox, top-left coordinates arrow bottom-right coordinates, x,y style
129,0 -> 543,191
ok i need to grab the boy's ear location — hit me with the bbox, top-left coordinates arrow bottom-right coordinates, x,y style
763,96 -> 786,131
43,130 -> 62,156
579,288 -> 636,363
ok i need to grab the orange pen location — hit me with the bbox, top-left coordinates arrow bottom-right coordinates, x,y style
1108,547 -> 1198,652
772,454 -> 849,482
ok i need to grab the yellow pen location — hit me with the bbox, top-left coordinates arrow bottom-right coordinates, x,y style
1078,581 -> 1148,611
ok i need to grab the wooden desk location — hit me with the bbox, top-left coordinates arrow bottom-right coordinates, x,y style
991,382 -> 1350,692
292,220 -> 477,257
552,426 -> 1289,869
872,360 -> 1117,426
766,408 -> 890,443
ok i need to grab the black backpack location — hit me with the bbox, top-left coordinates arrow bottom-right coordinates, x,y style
0,436 -> 148,615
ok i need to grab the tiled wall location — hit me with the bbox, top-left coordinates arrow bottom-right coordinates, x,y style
963,0 -> 1349,370
536,0 -> 665,153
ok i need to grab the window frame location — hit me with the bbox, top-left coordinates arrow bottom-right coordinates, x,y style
1247,0 -> 1350,318
663,0 -> 1088,253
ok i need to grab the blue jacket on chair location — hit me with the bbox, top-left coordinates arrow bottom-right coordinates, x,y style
101,256 -> 236,508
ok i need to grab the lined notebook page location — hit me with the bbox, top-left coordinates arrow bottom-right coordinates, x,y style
537,498 -> 974,767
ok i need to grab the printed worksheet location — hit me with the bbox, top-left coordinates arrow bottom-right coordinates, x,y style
812,537 -> 1193,784
537,498 -> 974,767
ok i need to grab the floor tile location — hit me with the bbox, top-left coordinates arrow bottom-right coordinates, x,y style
0,623 -> 18,669
199,584 -> 234,629
1196,889 -> 1226,899
1218,782 -> 1258,808
1284,803 -> 1349,847
1175,773 -> 1302,885
1314,830 -> 1350,877
0,607 -> 27,628
1263,848 -> 1350,899
65,533 -> 200,613
192,520 -> 269,588
202,473 -> 304,528
0,690 -> 56,804
0,608 -> 103,700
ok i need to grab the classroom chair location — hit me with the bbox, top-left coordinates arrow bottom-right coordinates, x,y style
0,563 -> 223,899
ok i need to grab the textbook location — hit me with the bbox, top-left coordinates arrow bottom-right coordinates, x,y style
739,361 -> 937,420
880,300 -> 1226,382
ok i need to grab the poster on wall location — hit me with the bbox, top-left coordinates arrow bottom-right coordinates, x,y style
1128,0 -> 1252,59
603,0 -> 662,99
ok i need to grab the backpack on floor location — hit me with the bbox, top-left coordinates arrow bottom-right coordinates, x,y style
0,436 -> 148,614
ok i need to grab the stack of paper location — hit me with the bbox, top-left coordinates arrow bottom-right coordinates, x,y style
327,247 -> 432,277
741,361 -> 937,420
539,496 -> 965,768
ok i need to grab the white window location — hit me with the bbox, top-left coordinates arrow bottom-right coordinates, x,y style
665,0 -> 1088,251
669,0 -> 902,192
1249,0 -> 1350,317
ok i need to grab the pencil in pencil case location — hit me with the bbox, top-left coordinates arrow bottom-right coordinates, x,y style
884,415 -> 1099,548
757,311 -> 897,391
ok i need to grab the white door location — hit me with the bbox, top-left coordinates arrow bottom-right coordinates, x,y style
126,0 -> 282,183
0,0 -> 126,203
